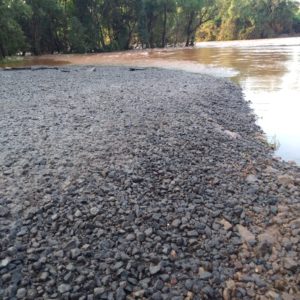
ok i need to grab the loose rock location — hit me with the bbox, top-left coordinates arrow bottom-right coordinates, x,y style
0,66 -> 299,299
237,225 -> 256,246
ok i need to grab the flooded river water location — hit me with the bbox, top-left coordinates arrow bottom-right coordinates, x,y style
2,37 -> 300,163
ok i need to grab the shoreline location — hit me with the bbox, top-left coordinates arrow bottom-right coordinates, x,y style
0,66 -> 299,299
1,36 -> 300,69
1,35 -> 300,61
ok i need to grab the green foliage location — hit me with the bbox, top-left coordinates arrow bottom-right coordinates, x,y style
0,0 -> 31,58
293,7 -> 300,32
178,0 -> 217,46
24,0 -> 65,54
1,0 -> 299,58
68,17 -> 87,53
208,0 -> 299,41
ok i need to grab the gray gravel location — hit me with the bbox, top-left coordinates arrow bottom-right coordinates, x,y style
0,66 -> 299,299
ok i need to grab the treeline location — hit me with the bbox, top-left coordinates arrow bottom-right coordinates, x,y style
1,0 -> 300,58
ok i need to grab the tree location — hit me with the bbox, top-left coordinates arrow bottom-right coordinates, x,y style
159,0 -> 176,47
179,0 -> 217,46
293,8 -> 300,33
24,0 -> 65,55
0,0 -> 31,58
216,0 -> 299,41
1,0 -> 300,58
68,16 -> 88,53
143,0 -> 161,48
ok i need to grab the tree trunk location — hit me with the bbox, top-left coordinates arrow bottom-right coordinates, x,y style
190,35 -> 195,46
125,29 -> 133,50
161,4 -> 167,48
185,35 -> 190,47
54,32 -> 61,53
99,24 -> 106,49
0,44 -> 6,59
147,14 -> 154,48
32,18 -> 40,55
185,13 -> 194,47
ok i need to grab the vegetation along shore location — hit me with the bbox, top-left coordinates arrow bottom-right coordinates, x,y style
1,0 -> 300,59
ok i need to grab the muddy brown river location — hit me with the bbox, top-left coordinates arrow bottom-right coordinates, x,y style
2,37 -> 300,163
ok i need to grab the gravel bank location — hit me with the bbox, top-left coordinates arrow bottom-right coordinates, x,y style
0,66 -> 299,300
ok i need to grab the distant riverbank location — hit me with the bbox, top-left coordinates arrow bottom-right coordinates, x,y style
1,36 -> 300,67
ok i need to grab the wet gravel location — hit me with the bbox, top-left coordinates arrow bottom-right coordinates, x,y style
0,66 -> 299,299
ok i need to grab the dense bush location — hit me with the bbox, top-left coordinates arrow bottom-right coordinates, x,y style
0,0 -> 299,59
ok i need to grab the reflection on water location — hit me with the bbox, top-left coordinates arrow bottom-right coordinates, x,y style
1,37 -> 300,163
0,58 -> 69,67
